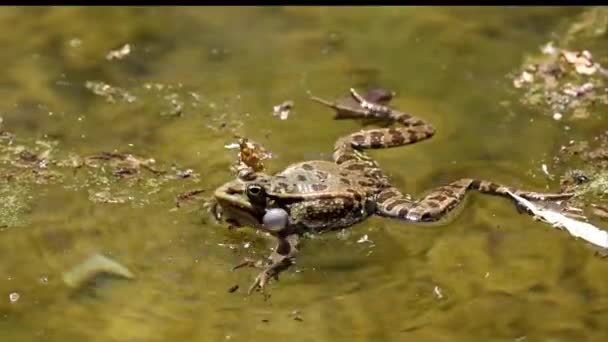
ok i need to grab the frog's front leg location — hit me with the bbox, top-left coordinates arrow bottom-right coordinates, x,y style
233,233 -> 300,294
232,209 -> 301,294
376,179 -> 574,222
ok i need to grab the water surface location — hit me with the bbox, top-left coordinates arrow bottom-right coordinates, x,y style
1,6 -> 606,341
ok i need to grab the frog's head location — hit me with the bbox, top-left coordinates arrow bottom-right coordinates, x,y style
213,172 -> 273,228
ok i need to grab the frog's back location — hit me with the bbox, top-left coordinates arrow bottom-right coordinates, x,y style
269,160 -> 379,198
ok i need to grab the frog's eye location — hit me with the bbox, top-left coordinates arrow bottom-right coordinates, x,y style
246,184 -> 265,200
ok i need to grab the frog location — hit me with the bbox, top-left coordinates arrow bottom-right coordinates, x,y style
213,88 -> 574,294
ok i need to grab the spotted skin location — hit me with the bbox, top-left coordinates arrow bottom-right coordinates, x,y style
375,179 -> 573,222
288,197 -> 372,231
215,88 -> 574,228
312,89 -> 435,168
214,88 -> 575,293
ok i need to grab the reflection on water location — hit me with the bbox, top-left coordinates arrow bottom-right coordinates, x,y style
1,6 -> 607,341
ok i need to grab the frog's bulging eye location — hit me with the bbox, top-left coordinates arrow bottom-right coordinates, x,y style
246,184 -> 265,199
246,184 -> 267,209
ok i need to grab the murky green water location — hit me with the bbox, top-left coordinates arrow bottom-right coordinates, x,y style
2,6 -> 608,341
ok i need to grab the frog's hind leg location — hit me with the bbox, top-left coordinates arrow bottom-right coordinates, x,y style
332,124 -> 435,165
311,88 -> 436,165
376,179 -> 574,223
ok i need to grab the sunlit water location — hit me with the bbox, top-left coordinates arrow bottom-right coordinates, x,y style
1,6 -> 607,341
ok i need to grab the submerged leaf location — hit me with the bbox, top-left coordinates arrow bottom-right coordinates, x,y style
507,191 -> 608,249
63,254 -> 135,288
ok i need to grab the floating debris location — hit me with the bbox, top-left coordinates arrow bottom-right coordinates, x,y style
160,93 -> 184,117
562,82 -> 594,97
106,43 -> 132,61
68,38 -> 82,48
513,69 -> 535,88
541,41 -> 557,55
433,286 -> 444,299
561,49 -> 598,75
272,100 -> 294,120
559,131 -> 608,171
8,292 -> 20,303
175,188 -> 205,208
85,81 -> 137,103
0,122 -> 197,212
226,137 -> 272,174
508,191 -> 608,249
176,168 -> 194,179
84,152 -> 163,177
336,228 -> 351,240
63,254 -> 135,289
88,190 -> 132,204
57,153 -> 84,169
289,310 -> 303,322
541,163 -> 554,179
357,234 -> 372,244
511,43 -> 608,120
228,284 -> 239,293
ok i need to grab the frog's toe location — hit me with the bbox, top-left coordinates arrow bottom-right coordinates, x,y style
518,191 -> 575,201
248,254 -> 294,294
233,259 -> 277,295
232,258 -> 266,271
248,268 -> 278,295
247,272 -> 264,294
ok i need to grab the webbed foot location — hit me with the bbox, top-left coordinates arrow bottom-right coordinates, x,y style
233,250 -> 295,294
233,234 -> 301,295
